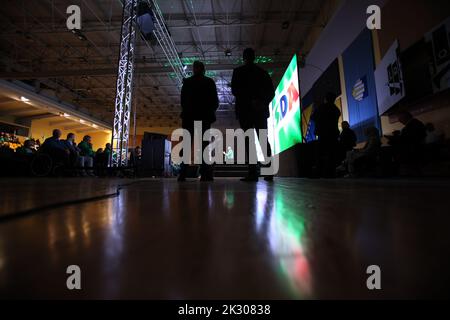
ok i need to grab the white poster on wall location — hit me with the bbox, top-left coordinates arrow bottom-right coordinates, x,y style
375,40 -> 405,115
425,17 -> 450,94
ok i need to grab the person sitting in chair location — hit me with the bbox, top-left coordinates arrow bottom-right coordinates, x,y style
78,135 -> 95,176
337,126 -> 381,177
41,129 -> 70,166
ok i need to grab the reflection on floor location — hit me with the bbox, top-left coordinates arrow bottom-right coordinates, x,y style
0,178 -> 128,218
0,178 -> 449,299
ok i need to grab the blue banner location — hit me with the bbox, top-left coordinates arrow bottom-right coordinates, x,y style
343,29 -> 380,142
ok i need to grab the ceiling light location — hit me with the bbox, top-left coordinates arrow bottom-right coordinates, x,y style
20,96 -> 30,103
225,49 -> 232,57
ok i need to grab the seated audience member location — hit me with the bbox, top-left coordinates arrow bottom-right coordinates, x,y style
399,112 -> 426,144
130,146 -> 142,167
425,123 -> 445,145
338,121 -> 357,161
78,135 -> 95,176
29,139 -> 38,152
35,139 -> 41,151
424,123 -> 447,162
388,111 -> 426,163
94,148 -> 104,164
17,140 -> 36,155
134,146 -> 142,162
104,143 -> 112,163
62,133 -> 80,167
93,148 -> 111,176
41,129 -> 70,165
338,126 -> 381,177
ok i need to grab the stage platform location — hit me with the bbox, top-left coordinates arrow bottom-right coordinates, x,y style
0,177 -> 449,299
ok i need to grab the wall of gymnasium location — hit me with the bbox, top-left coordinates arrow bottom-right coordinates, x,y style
278,0 -> 450,176
276,0 -> 387,176
376,0 -> 450,138
301,0 -> 450,141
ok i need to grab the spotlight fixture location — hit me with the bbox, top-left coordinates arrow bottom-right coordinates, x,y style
20,96 -> 30,102
137,1 -> 155,40
225,49 -> 232,57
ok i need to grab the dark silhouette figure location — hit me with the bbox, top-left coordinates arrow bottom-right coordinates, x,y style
62,132 -> 80,169
231,48 -> 275,182
179,61 -> 219,182
337,126 -> 381,177
388,111 -> 426,164
339,121 -> 357,161
62,133 -> 79,155
398,112 -> 426,147
311,92 -> 341,178
41,129 -> 70,166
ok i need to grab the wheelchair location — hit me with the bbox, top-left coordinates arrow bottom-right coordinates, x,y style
30,151 -> 67,177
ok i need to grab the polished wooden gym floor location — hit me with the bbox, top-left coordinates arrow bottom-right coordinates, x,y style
0,178 -> 449,299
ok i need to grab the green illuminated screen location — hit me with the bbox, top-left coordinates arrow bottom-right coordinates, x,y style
267,55 -> 302,155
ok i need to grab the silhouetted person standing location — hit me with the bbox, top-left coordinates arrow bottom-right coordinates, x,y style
311,92 -> 341,178
231,48 -> 275,182
179,61 -> 219,182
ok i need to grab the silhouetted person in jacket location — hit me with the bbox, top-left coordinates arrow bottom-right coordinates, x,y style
179,61 -> 219,182
41,129 -> 70,166
231,48 -> 275,182
311,92 -> 341,178
62,132 -> 80,168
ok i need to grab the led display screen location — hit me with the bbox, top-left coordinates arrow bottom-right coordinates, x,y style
267,54 -> 302,155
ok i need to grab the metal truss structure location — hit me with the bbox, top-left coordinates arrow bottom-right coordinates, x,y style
111,0 -> 138,167
112,0 -> 187,167
0,0 -> 334,129
147,0 -> 187,86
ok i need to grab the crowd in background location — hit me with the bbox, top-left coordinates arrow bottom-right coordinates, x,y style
0,127 -> 145,177
0,132 -> 23,151
34,129 -> 111,176
1,129 -> 103,177
314,101 -> 448,178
